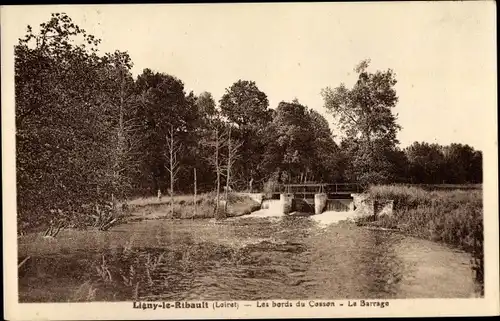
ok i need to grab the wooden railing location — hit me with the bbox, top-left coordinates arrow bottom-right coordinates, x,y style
271,183 -> 365,195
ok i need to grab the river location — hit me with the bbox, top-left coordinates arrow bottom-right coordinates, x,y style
18,208 -> 480,302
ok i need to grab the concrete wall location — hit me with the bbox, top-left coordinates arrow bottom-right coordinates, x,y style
351,193 -> 394,218
280,193 -> 294,214
314,193 -> 327,214
352,193 -> 373,217
237,193 -> 263,205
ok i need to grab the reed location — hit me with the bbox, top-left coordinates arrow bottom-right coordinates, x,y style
368,184 -> 483,293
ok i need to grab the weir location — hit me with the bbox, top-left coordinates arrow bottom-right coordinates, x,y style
267,183 -> 363,215
275,194 -> 356,215
241,182 -> 393,218
254,183 -> 393,217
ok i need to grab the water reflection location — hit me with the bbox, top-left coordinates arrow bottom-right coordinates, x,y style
351,230 -> 404,298
18,216 -> 478,302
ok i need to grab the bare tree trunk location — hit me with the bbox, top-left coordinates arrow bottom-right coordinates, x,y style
193,167 -> 197,219
223,125 -> 242,215
114,67 -> 125,203
206,121 -> 237,220
170,136 -> 174,218
166,124 -> 181,218
215,125 -> 220,218
224,126 -> 232,214
108,64 -> 140,219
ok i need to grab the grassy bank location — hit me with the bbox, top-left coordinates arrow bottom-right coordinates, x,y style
17,193 -> 261,237
366,184 -> 483,292
127,193 -> 261,220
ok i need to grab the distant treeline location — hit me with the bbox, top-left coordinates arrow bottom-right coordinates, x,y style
15,14 -> 482,230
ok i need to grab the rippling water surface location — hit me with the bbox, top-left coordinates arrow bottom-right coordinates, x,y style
18,214 -> 479,302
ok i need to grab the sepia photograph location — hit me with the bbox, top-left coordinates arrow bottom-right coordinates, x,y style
2,2 -> 498,320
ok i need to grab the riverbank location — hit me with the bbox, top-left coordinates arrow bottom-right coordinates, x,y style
365,184 -> 484,293
126,193 -> 261,221
18,213 -> 479,302
17,186 -> 485,301
18,188 -> 484,302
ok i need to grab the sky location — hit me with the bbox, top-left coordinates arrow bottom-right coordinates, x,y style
2,2 -> 497,151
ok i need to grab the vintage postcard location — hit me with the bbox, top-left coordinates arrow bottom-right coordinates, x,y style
2,2 -> 499,320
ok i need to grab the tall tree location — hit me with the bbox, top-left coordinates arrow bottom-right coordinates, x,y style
386,147 -> 409,184
133,69 -> 197,195
165,125 -> 182,217
204,117 -> 227,219
262,100 -> 344,184
442,143 -> 481,184
99,50 -> 141,204
321,59 -> 401,185
404,142 -> 446,184
403,142 -> 482,184
191,91 -> 218,192
306,109 -> 345,182
15,13 -> 115,233
196,91 -> 217,120
263,101 -> 313,183
470,150 -> 483,184
219,80 -> 272,187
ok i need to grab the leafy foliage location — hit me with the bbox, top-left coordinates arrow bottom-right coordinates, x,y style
219,80 -> 272,187
405,142 -> 482,184
16,13 -> 122,233
321,60 -> 401,185
262,100 -> 344,184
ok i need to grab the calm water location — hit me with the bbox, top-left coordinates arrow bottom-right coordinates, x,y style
18,215 -> 479,302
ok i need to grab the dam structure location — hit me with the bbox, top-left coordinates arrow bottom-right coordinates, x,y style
269,183 -> 364,215
240,183 -> 394,219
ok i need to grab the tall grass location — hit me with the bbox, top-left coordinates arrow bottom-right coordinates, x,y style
128,192 -> 261,219
368,185 -> 483,293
